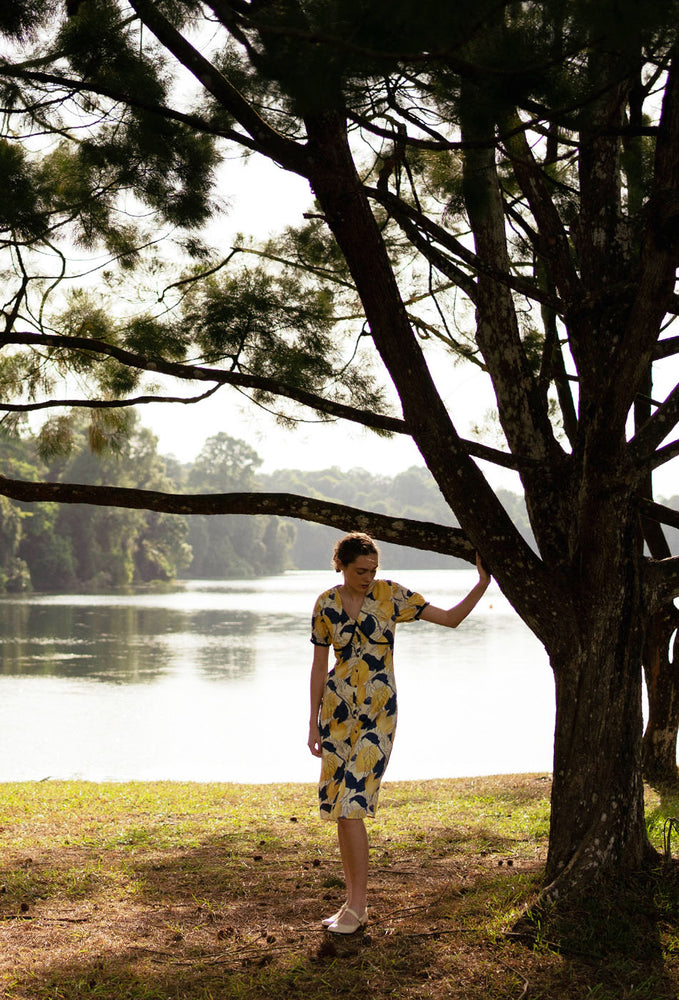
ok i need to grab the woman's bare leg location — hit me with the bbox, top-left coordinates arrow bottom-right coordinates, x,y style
337,817 -> 368,916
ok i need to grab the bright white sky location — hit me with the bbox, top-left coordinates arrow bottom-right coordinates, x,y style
139,154 -> 679,500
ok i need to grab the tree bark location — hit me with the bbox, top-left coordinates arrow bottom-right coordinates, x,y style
543,491 -> 658,896
546,626 -> 651,896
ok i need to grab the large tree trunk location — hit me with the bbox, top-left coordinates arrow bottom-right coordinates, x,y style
542,494 -> 656,898
545,633 -> 650,897
642,603 -> 679,786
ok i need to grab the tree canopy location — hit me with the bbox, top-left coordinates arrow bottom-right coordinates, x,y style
2,0 -> 679,914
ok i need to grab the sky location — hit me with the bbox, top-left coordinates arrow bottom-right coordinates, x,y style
139,154 -> 678,499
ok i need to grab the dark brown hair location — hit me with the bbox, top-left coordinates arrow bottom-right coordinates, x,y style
332,531 -> 379,571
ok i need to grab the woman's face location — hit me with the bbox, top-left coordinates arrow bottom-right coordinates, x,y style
341,554 -> 378,596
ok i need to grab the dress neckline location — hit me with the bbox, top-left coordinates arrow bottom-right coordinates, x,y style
336,584 -> 373,622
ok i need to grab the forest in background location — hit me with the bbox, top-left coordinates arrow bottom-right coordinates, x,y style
0,416 -> 676,592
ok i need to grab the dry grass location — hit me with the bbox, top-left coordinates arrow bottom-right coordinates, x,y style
0,775 -> 678,999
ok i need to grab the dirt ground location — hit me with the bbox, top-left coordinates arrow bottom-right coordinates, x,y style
1,776 -> 677,1000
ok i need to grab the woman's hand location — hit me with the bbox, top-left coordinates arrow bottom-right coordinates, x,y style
308,721 -> 323,757
476,551 -> 491,583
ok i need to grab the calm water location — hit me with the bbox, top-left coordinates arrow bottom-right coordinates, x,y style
0,570 -> 555,783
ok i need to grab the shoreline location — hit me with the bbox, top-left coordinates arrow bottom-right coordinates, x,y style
0,772 -> 553,786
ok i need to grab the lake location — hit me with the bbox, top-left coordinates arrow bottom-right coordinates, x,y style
0,569 -> 556,783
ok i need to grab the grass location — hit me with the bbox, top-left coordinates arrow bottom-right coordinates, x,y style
0,775 -> 677,999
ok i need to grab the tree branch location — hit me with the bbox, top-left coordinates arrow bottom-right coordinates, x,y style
612,50 -> 679,419
366,185 -> 560,310
459,85 -> 562,471
647,438 -> 679,472
387,212 -> 478,303
348,110 -> 492,152
638,498 -> 679,531
0,475 -> 475,560
2,329 -> 405,433
0,65 -> 262,153
501,113 -> 582,305
643,555 -> 679,612
125,0 -> 309,174
653,335 -> 679,360
628,381 -> 679,469
0,386 -> 222,413
1,330 -> 526,470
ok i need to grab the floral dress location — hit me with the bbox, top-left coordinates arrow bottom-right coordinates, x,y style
311,579 -> 428,821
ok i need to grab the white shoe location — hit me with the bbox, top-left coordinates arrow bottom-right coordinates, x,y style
326,906 -> 368,935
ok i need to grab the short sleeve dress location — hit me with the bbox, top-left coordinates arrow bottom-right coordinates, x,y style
311,578 -> 428,821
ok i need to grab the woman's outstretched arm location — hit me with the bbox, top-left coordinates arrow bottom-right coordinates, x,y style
419,553 -> 491,629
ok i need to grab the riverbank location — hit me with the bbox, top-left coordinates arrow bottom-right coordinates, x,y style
1,775 -> 678,999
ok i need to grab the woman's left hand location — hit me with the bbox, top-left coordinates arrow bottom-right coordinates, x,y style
476,551 -> 491,583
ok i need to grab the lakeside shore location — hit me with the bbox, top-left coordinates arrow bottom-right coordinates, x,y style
1,775 -> 678,1000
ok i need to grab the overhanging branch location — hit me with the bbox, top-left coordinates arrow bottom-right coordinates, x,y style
2,331 -> 526,470
3,329 -> 405,433
0,65 -> 261,152
0,475 -> 475,559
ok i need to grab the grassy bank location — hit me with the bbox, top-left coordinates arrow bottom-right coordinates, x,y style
1,775 -> 678,999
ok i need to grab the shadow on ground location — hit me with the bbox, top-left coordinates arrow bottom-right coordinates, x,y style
2,826 -> 678,999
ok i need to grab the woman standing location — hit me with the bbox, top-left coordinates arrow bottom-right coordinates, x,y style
308,531 -> 491,934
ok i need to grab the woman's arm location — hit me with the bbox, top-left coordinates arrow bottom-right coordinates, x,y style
308,643 -> 330,757
420,553 -> 491,629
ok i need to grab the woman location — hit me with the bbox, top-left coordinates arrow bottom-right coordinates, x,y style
308,531 -> 491,934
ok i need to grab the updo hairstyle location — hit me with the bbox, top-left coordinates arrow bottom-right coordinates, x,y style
332,531 -> 379,572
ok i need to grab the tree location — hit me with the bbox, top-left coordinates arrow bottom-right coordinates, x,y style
1,0 -> 679,909
0,494 -> 31,591
184,432 -> 293,576
2,416 -> 193,589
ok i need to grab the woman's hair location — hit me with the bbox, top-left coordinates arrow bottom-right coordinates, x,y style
332,531 -> 379,571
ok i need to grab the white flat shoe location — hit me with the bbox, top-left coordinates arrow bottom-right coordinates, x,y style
326,906 -> 368,935
322,902 -> 347,927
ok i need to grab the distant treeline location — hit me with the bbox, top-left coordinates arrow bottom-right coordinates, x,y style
0,418 -> 291,591
0,417 -> 676,592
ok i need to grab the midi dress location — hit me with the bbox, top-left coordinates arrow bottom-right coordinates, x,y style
311,578 -> 428,821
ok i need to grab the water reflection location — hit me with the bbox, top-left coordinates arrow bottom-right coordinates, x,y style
0,603 -> 259,683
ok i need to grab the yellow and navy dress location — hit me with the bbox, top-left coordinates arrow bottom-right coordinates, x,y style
311,579 -> 428,821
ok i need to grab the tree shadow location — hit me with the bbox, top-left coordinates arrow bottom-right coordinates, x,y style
507,864 -> 679,1000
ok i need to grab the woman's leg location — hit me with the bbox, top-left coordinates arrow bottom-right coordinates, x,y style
337,817 -> 369,916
